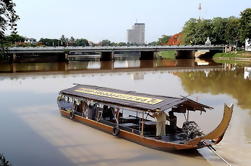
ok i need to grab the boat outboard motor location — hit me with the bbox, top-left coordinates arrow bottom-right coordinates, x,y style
181,121 -> 204,140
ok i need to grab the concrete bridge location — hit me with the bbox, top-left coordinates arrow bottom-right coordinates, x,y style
7,45 -> 225,62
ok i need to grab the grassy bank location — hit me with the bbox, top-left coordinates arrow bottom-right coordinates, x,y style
213,51 -> 251,64
213,51 -> 251,59
157,51 -> 176,59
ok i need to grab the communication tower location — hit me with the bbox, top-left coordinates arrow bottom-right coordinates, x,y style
198,3 -> 202,20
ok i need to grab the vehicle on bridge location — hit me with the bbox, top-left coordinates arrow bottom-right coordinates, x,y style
57,84 -> 233,151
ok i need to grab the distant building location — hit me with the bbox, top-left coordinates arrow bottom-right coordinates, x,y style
245,38 -> 251,52
25,38 -> 36,44
127,23 -> 145,45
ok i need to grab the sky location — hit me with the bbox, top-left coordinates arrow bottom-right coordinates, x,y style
13,0 -> 250,43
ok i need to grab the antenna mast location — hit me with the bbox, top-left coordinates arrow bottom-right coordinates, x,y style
198,3 -> 202,20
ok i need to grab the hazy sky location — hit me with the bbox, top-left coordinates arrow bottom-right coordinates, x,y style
14,0 -> 250,42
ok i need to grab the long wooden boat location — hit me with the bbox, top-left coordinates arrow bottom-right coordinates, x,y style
57,84 -> 233,151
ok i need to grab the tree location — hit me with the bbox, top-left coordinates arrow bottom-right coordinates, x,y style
5,33 -> 25,44
69,36 -> 75,46
240,8 -> 251,42
182,17 -> 239,45
225,17 -> 240,45
0,0 -> 19,38
75,38 -> 89,46
1,0 -> 19,56
148,41 -> 158,46
39,38 -> 60,46
182,18 -> 200,44
60,35 -> 68,46
211,17 -> 227,44
100,39 -> 111,46
167,33 -> 183,45
117,42 -> 127,46
157,35 -> 171,45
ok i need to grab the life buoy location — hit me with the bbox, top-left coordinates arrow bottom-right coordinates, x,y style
112,126 -> 120,136
69,111 -> 74,120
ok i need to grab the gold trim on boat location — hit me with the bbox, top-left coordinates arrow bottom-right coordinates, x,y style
74,88 -> 163,105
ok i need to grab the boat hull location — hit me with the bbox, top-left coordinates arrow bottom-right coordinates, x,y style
60,109 -> 199,151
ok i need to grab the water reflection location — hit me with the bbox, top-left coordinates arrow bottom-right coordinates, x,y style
176,68 -> 251,111
244,67 -> 251,80
0,59 -> 221,73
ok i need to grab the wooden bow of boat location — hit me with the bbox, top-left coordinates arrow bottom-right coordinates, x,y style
186,104 -> 233,146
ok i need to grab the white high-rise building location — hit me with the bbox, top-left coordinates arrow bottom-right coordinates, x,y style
127,23 -> 145,45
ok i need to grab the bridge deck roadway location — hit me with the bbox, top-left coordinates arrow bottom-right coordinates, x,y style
7,45 -> 225,54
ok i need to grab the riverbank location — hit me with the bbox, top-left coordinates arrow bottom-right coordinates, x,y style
213,51 -> 251,65
213,51 -> 251,60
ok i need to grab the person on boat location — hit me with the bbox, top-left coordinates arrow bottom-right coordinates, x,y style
79,100 -> 88,117
167,111 -> 177,133
87,102 -> 94,119
152,109 -> 167,139
73,100 -> 78,112
103,105 -> 114,120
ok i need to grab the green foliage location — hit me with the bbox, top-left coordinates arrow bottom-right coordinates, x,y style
157,51 -> 176,59
213,51 -> 250,58
0,0 -> 19,38
39,38 -> 61,46
182,18 -> 212,45
225,17 -> 240,44
182,18 -> 201,44
1,0 -> 19,55
117,42 -> 127,46
211,17 -> 227,44
157,35 -> 171,45
99,40 -> 111,46
240,8 -> 251,42
75,38 -> 89,46
5,33 -> 25,43
182,8 -> 250,45
148,41 -> 158,46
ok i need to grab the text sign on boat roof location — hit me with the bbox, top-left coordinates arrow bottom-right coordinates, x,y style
74,88 -> 163,105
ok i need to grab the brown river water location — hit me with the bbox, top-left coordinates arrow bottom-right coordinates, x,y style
0,59 -> 250,166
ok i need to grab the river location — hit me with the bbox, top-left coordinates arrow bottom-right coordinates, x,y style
0,59 -> 250,166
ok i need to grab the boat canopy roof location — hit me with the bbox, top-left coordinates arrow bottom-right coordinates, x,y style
60,84 -> 212,112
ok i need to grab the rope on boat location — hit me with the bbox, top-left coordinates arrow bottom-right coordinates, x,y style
204,142 -> 232,166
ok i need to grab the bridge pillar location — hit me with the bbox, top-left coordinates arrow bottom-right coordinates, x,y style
58,63 -> 68,71
140,51 -> 154,60
101,61 -> 114,70
64,53 -> 69,62
100,52 -> 114,61
176,50 -> 194,59
10,53 -> 17,63
140,60 -> 154,68
10,63 -> 16,73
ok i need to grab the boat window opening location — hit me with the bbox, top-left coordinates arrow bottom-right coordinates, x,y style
57,94 -> 64,101
64,96 -> 68,102
68,97 -> 73,103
